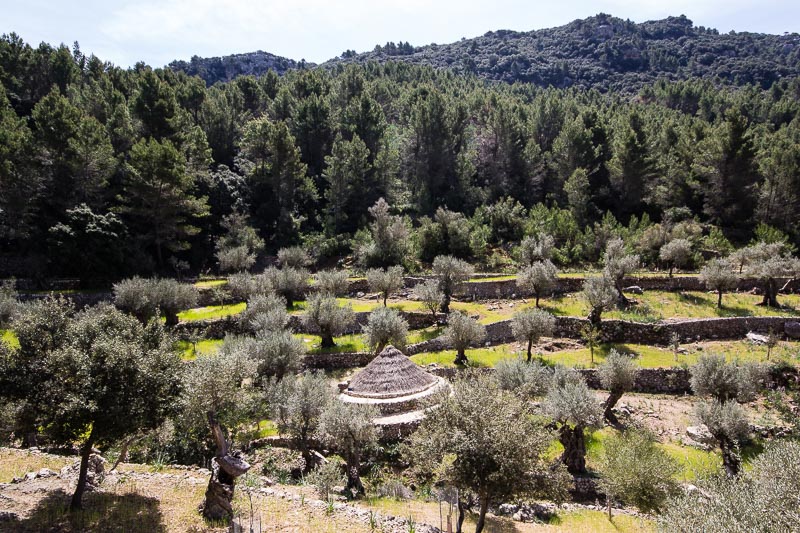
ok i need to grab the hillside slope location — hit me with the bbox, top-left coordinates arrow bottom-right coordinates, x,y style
171,14 -> 800,92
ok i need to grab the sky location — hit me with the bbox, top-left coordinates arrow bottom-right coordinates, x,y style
4,0 -> 800,67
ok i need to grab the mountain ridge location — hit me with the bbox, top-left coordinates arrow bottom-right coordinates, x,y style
169,13 -> 800,92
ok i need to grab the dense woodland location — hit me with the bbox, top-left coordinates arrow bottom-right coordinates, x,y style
2,24 -> 800,282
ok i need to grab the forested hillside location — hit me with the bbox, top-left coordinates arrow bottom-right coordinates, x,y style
1,31 -> 800,281
174,14 -> 800,92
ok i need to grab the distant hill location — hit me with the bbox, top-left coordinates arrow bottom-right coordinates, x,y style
170,14 -> 800,92
169,50 -> 311,85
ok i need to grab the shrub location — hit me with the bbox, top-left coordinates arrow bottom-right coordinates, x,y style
516,234 -> 555,266
277,246 -> 314,268
474,197 -> 526,244
306,460 -> 344,500
0,279 -> 18,327
444,311 -> 486,365
597,429 -> 680,517
227,272 -> 273,301
416,207 -> 474,262
240,293 -> 288,333
356,198 -> 410,268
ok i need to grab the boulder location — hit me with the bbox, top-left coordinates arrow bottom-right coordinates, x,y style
785,321 -> 800,340
747,332 -> 769,344
686,425 -> 715,446
624,285 -> 644,295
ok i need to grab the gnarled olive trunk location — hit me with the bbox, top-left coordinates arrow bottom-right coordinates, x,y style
719,437 -> 741,477
454,348 -> 468,365
588,307 -> 603,327
320,327 -> 335,348
603,389 -> 624,424
201,412 -> 250,522
345,450 -> 364,497
526,339 -> 533,362
760,279 -> 780,308
442,289 -> 452,314
559,424 -> 587,475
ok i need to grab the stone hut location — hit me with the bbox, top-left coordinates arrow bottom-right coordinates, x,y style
339,345 -> 449,438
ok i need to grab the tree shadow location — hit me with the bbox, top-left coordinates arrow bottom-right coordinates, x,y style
11,488 -> 168,532
674,292 -> 751,317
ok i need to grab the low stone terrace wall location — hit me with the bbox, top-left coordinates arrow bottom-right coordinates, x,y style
407,316 -> 798,354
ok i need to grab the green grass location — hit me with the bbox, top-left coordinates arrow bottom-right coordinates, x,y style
1,329 -> 19,349
193,279 -> 228,289
296,333 -> 371,354
177,302 -> 246,322
175,338 -> 223,360
541,291 -> 800,320
410,340 -> 800,369
257,419 -> 279,438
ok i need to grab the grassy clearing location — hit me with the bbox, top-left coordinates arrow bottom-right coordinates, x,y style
541,291 -> 800,321
177,302 -> 246,322
1,328 -> 19,348
193,279 -> 228,289
297,326 -> 445,354
0,449 -> 73,483
175,338 -> 224,360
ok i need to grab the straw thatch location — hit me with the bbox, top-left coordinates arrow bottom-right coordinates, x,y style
345,345 -> 439,399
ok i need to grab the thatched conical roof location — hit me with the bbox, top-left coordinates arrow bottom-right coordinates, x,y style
345,345 -> 439,399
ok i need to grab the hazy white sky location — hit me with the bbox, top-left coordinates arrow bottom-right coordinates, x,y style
5,0 -> 800,67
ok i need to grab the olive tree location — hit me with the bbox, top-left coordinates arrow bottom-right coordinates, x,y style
316,400 -> 379,497
517,233 -> 555,266
277,245 -> 313,268
366,265 -> 404,306
264,266 -> 309,308
511,308 -> 555,362
406,373 -> 569,533
700,258 -> 738,308
659,238 -> 693,277
544,367 -> 603,474
413,278 -> 443,319
270,372 -> 333,471
314,269 -> 349,297
742,242 -> 799,307
597,349 -> 638,423
516,260 -> 558,307
597,429 -> 679,520
226,271 -> 273,301
363,306 -> 408,354
0,301 -> 183,510
690,354 -> 765,475
113,276 -> 199,326
602,238 -> 639,306
432,255 -> 474,313
303,293 -> 354,348
659,441 -> 800,532
495,358 -> 552,399
583,275 -> 617,326
239,293 -> 289,333
182,346 -> 259,521
237,330 -> 305,382
445,311 -> 486,365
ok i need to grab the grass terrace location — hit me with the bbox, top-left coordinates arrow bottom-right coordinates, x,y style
1,329 -> 19,348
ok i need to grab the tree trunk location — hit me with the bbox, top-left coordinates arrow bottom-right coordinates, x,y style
760,280 -> 779,308
720,438 -> 741,477
717,290 -> 723,308
474,496 -> 490,533
588,307 -> 602,327
165,310 -> 179,327
201,412 -> 250,522
603,390 -> 624,424
383,293 -> 388,307
559,424 -> 587,474
535,293 -> 540,308
668,264 -> 674,278
442,291 -> 451,314
320,331 -> 335,348
456,498 -> 469,533
454,348 -> 468,365
70,433 -> 94,510
526,339 -> 533,363
345,452 -> 364,497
